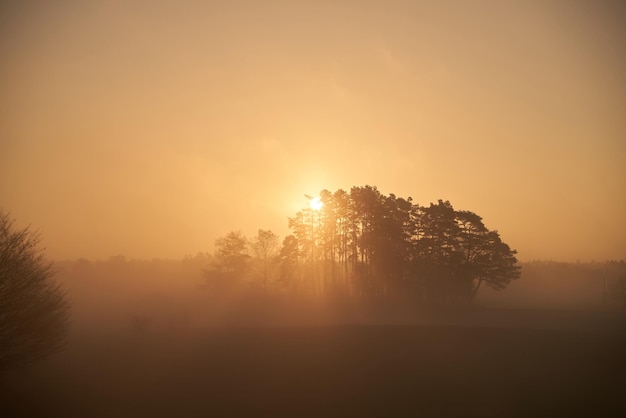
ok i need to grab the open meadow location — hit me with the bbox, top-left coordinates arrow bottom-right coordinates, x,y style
2,307 -> 625,418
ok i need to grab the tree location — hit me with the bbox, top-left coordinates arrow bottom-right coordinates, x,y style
412,202 -> 521,303
214,231 -> 250,275
0,211 -> 69,371
285,186 -> 520,304
279,235 -> 300,292
451,210 -> 521,302
203,231 -> 250,293
251,229 -> 279,293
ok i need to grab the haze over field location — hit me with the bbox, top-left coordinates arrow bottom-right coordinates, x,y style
1,0 -> 625,262
2,4 -> 626,416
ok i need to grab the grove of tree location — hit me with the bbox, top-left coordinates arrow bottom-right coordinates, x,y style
208,186 -> 521,305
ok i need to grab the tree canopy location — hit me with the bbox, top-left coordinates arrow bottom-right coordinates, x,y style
282,186 -> 520,303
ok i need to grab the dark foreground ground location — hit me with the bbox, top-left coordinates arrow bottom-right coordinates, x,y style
2,310 -> 625,418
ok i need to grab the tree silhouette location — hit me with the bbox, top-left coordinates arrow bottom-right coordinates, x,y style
0,211 -> 69,371
251,229 -> 279,293
279,235 -> 300,292
203,231 -> 251,292
284,186 -> 520,303
214,231 -> 250,275
412,202 -> 521,302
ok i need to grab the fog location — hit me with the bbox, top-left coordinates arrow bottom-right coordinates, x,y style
2,255 -> 625,416
2,0 -> 626,416
56,258 -> 626,332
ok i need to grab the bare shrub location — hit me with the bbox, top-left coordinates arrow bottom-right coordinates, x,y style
0,211 -> 69,371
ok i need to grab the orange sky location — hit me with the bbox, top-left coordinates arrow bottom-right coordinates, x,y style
1,0 -> 625,261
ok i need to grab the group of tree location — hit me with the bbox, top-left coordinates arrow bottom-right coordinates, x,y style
204,229 -> 280,295
206,185 -> 521,304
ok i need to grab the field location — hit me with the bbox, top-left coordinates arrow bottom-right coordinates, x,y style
2,309 -> 625,418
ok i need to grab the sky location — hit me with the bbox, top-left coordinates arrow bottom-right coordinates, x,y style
1,0 -> 625,262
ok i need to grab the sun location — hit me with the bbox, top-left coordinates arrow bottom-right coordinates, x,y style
309,196 -> 323,211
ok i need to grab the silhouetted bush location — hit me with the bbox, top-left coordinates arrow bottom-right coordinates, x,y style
0,211 -> 69,371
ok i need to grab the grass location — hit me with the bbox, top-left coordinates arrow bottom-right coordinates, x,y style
1,311 -> 625,417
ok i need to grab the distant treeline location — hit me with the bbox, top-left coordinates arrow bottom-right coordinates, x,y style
480,259 -> 626,310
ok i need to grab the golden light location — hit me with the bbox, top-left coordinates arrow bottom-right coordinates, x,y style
309,196 -> 323,211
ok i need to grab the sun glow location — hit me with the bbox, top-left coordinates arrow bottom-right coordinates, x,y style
309,196 -> 323,211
